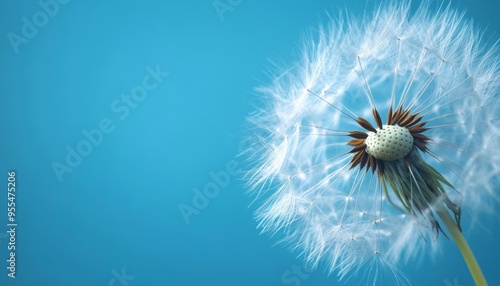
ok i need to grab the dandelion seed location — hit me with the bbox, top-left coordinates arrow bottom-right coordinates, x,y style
244,2 -> 499,285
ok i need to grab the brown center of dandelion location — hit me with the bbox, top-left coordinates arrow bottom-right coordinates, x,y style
347,106 -> 430,174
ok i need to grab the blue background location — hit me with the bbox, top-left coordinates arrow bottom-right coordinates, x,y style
0,0 -> 499,285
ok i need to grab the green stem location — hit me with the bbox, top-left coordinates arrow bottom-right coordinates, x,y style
436,204 -> 488,286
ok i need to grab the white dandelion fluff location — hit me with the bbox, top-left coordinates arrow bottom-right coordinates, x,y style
245,1 -> 499,285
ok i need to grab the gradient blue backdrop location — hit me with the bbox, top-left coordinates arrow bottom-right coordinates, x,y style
0,1 -> 499,285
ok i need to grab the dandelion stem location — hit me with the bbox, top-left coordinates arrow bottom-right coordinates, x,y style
436,204 -> 488,286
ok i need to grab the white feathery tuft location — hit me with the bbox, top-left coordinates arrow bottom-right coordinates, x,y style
244,1 -> 499,284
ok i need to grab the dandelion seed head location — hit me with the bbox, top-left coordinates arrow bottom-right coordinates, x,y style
244,1 -> 499,284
